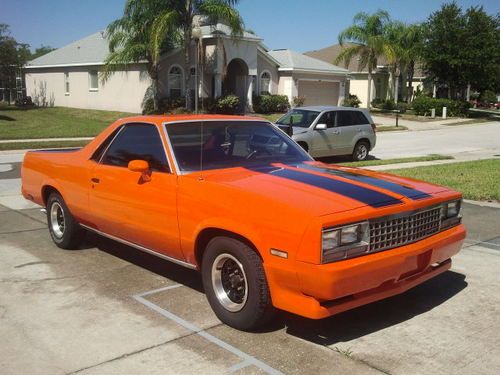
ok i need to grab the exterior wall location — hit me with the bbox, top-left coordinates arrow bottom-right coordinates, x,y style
348,72 -> 389,107
25,64 -> 149,113
277,73 -> 296,104
256,52 -> 279,95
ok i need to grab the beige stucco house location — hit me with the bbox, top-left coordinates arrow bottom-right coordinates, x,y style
25,25 -> 349,113
305,44 -> 426,107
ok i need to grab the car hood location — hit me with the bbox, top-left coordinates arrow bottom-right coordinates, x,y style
195,161 -> 449,217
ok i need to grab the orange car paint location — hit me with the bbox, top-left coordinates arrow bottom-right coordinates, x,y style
21,114 -> 466,319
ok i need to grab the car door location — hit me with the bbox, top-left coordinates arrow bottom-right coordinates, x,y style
309,111 -> 339,156
336,110 -> 361,154
88,123 -> 184,260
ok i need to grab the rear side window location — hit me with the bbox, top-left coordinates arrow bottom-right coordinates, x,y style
90,126 -> 123,162
337,111 -> 369,126
101,123 -> 169,172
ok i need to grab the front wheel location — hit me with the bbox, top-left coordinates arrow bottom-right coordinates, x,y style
46,192 -> 84,249
352,141 -> 370,161
201,237 -> 275,330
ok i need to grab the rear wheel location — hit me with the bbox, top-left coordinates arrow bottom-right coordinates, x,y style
46,192 -> 84,249
352,140 -> 370,161
201,237 -> 275,330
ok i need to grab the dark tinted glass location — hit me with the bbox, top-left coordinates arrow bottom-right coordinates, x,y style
90,126 -> 122,162
101,124 -> 169,172
317,111 -> 336,128
337,111 -> 368,126
167,121 -> 311,172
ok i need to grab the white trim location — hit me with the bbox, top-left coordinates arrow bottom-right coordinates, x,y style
24,61 -> 149,69
259,70 -> 272,95
80,224 -> 197,269
88,69 -> 99,91
297,78 -> 342,83
278,67 -> 349,75
167,64 -> 185,97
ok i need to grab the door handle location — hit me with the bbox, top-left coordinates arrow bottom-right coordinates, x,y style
333,130 -> 340,134
91,177 -> 100,183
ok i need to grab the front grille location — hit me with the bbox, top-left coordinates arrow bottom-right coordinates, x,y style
369,207 -> 442,252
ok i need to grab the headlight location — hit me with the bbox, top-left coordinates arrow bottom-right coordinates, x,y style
322,222 -> 370,263
440,199 -> 462,229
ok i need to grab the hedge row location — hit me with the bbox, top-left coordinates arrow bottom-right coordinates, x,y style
411,96 -> 471,117
253,95 -> 290,114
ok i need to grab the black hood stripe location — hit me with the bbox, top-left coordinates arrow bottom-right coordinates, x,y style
297,164 -> 430,200
250,166 -> 402,208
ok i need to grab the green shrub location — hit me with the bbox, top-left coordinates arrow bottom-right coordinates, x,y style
293,96 -> 306,107
396,102 -> 408,113
142,96 -> 186,114
253,94 -> 290,114
342,94 -> 361,108
216,94 -> 240,114
480,90 -> 497,104
411,96 -> 470,117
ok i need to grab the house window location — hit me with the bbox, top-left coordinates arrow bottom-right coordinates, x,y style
89,70 -> 99,91
168,66 -> 183,97
260,71 -> 271,95
64,72 -> 70,94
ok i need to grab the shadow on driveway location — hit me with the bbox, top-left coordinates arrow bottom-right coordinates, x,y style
82,230 -> 467,346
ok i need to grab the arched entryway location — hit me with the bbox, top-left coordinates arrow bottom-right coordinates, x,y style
222,58 -> 249,111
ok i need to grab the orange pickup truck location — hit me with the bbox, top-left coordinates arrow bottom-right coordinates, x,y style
21,115 -> 466,330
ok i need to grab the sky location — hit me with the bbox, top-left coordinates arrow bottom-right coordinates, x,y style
2,0 -> 499,53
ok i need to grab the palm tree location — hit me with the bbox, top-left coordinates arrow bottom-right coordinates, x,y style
103,0 -> 244,111
385,22 -> 424,102
335,10 -> 394,109
103,0 -> 178,111
150,0 -> 244,109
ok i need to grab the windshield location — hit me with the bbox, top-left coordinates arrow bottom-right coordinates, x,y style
166,121 -> 312,172
276,109 -> 321,128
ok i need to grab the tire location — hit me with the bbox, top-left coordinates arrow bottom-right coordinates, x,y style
352,140 -> 370,161
201,237 -> 275,330
46,192 -> 84,249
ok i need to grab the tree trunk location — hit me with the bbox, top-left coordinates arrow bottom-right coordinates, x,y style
407,61 -> 415,102
394,73 -> 399,104
367,70 -> 372,109
184,29 -> 192,110
148,62 -> 160,112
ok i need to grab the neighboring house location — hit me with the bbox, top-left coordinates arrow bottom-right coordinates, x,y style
24,25 -> 349,113
305,43 -> 426,107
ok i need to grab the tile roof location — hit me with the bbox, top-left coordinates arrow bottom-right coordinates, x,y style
267,49 -> 349,74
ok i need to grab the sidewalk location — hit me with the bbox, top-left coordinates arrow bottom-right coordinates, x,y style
372,115 -> 484,131
0,137 -> 93,144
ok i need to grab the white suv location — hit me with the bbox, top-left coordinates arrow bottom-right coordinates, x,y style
275,106 -> 377,161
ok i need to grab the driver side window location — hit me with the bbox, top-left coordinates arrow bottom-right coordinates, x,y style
101,123 -> 170,173
317,111 -> 336,128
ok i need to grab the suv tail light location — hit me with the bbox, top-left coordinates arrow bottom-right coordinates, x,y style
371,123 -> 377,132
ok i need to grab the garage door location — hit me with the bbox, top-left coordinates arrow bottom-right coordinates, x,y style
298,81 -> 339,106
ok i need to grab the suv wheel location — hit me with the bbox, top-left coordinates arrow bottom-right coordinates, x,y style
46,192 -> 84,249
352,141 -> 370,161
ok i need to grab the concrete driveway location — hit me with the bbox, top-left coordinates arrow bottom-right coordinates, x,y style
372,121 -> 500,160
1,159 -> 500,374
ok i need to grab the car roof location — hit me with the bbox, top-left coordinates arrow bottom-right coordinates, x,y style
115,114 -> 270,125
294,106 -> 366,112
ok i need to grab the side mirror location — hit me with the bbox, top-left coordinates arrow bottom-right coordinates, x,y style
128,160 -> 151,181
315,123 -> 327,130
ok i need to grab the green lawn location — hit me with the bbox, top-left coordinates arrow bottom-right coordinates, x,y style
0,105 -> 134,140
388,159 -> 500,202
339,154 -> 453,167
376,125 -> 408,132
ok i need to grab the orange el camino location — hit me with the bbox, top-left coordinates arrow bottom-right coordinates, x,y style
21,114 -> 466,330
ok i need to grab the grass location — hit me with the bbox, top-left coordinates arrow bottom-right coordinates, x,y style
251,113 -> 283,122
443,118 -> 493,126
0,140 -> 91,151
388,159 -> 500,202
0,104 -> 134,140
339,154 -> 453,167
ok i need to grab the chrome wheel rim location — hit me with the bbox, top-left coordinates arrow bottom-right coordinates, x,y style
50,202 -> 65,238
211,253 -> 248,312
356,144 -> 368,160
